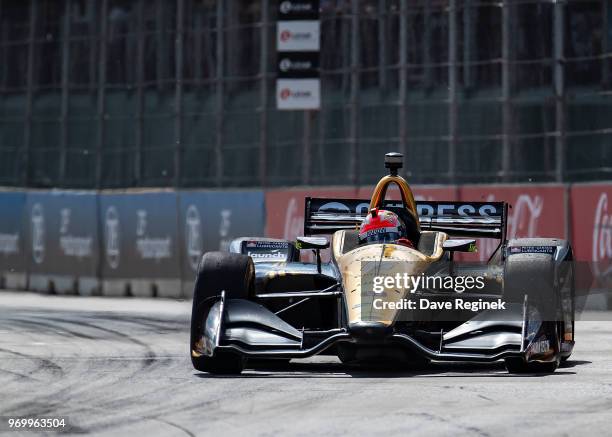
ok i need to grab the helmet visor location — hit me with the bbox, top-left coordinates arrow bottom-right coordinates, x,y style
359,227 -> 402,245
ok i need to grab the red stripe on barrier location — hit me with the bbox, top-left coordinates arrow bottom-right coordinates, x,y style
570,183 -> 612,289
458,185 -> 566,262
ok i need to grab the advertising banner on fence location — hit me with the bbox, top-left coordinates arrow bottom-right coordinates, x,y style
25,190 -> 99,295
570,183 -> 612,291
266,188 -> 354,240
178,190 -> 265,296
459,184 -> 566,262
99,191 -> 180,298
276,79 -> 321,110
277,20 -> 320,52
277,0 -> 320,110
0,190 -> 27,289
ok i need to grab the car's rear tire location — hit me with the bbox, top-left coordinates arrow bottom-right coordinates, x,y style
190,251 -> 254,374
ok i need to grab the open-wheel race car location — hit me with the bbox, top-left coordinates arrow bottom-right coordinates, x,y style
190,153 -> 575,374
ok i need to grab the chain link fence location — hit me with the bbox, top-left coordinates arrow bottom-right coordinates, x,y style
0,0 -> 611,189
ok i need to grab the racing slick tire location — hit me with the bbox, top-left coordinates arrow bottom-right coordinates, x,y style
503,240 -> 570,374
190,252 -> 255,374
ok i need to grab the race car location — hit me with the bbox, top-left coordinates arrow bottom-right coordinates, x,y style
190,153 -> 575,374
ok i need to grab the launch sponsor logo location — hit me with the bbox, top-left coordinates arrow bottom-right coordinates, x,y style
245,240 -> 289,262
248,252 -> 286,260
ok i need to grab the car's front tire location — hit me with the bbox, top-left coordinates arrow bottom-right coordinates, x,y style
190,252 -> 254,374
503,240 -> 568,374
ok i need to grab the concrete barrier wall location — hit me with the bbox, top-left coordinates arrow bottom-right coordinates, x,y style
569,183 -> 612,292
26,190 -> 100,295
0,189 -> 27,290
0,183 -> 610,298
178,190 -> 265,298
99,191 -> 181,298
0,189 -> 266,298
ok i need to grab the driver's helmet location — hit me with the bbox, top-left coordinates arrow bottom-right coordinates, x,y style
358,209 -> 405,245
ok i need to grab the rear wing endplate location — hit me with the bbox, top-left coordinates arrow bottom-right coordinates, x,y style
304,197 -> 508,240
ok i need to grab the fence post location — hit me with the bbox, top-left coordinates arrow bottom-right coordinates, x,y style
501,0 -> 512,182
398,0 -> 407,160
95,0 -> 108,189
378,0 -> 387,93
554,0 -> 566,183
135,0 -> 144,186
174,0 -> 184,188
0,1 -> 5,91
155,0 -> 167,91
448,0 -> 458,183
423,1 -> 432,89
215,0 -> 224,187
349,0 -> 360,186
604,0 -> 610,89
59,0 -> 71,187
259,0 -> 269,187
22,0 -> 36,187
463,0 -> 473,89
302,111 -> 312,185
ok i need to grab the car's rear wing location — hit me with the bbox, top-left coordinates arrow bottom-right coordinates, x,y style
304,197 -> 508,239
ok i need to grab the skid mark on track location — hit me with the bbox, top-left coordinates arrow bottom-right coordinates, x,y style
0,367 -> 42,382
35,316 -> 161,369
0,347 -> 64,377
150,418 -> 196,437
404,412 -> 492,437
5,317 -> 100,340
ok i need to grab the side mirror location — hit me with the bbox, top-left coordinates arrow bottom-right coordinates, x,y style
296,236 -> 329,273
443,239 -> 477,253
296,236 -> 330,250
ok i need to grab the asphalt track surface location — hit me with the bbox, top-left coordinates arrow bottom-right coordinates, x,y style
1,292 -> 612,436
